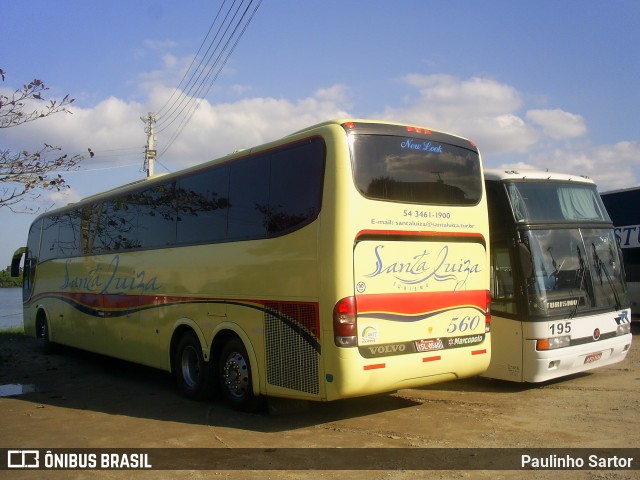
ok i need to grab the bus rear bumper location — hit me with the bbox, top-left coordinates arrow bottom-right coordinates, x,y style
323,340 -> 491,401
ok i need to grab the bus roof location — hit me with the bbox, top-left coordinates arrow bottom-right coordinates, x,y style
289,118 -> 474,143
483,168 -> 595,185
43,118 -> 478,218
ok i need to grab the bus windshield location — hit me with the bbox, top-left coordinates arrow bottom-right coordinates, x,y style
522,227 -> 629,316
350,134 -> 482,205
506,182 -> 609,222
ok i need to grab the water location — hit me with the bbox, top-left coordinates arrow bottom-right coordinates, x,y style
0,288 -> 23,331
0,383 -> 35,397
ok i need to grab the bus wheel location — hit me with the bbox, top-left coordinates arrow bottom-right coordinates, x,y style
174,331 -> 213,400
36,312 -> 56,354
218,337 -> 262,412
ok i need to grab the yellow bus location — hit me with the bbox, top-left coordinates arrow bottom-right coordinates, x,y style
11,119 -> 491,410
483,169 -> 632,382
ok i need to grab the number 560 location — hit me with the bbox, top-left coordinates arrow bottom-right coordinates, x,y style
447,316 -> 480,334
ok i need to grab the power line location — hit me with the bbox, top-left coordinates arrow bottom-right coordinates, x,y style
65,163 -> 141,173
156,0 -> 254,133
154,0 -> 229,118
157,0 -> 262,158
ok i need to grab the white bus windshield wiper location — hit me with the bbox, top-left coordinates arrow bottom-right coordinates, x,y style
570,245 -> 587,319
591,242 -> 621,310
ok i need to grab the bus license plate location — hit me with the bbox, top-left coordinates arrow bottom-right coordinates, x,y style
584,352 -> 603,364
415,339 -> 444,352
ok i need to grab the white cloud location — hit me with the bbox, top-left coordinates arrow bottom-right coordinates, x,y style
527,141 -> 640,191
3,69 -> 637,205
526,108 -> 588,139
371,74 -> 638,190
313,84 -> 351,105
0,81 -> 352,182
400,74 -> 523,117
495,161 -> 540,172
379,74 -> 539,156
137,54 -> 197,97
3,97 -> 144,155
155,89 -> 351,167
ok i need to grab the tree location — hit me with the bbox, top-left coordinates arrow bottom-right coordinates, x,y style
0,68 -> 83,212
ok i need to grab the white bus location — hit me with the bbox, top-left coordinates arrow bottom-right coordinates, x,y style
600,186 -> 640,316
483,169 -> 632,382
11,119 -> 491,410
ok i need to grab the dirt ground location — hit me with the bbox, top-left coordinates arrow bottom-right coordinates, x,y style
0,322 -> 638,480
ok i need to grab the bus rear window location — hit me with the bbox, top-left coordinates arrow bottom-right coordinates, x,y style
350,134 -> 482,205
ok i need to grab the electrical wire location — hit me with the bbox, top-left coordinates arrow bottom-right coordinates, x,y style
157,0 -> 262,159
154,0 -> 229,118
156,0 -> 251,133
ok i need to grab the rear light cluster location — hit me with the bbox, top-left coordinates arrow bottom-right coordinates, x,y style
406,126 -> 431,135
342,122 -> 476,149
333,296 -> 357,347
406,125 -> 476,148
485,290 -> 491,333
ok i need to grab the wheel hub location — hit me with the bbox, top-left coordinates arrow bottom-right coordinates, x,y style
223,352 -> 248,398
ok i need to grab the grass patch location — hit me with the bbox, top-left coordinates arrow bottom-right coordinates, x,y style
0,329 -> 26,339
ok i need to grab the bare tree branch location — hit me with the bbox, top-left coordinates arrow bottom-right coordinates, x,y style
0,68 -> 83,212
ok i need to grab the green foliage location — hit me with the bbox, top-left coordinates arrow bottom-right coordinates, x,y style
0,266 -> 21,287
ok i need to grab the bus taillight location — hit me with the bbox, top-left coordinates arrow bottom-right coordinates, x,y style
485,290 -> 491,333
406,126 -> 432,135
333,296 -> 357,347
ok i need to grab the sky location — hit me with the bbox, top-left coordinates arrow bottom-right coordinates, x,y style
1,0 -> 639,264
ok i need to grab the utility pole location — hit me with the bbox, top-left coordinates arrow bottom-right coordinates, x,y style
140,112 -> 157,177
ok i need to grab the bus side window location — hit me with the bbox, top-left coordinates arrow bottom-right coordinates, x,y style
491,245 -> 518,315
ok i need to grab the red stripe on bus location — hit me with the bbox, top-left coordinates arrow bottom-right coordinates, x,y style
471,349 -> 487,355
363,363 -> 386,370
422,356 -> 442,362
356,290 -> 487,315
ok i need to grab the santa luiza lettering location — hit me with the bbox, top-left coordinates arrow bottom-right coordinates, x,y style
60,255 -> 160,295
365,245 -> 481,290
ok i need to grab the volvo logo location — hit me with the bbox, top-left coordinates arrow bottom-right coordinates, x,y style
368,344 -> 406,355
593,328 -> 601,341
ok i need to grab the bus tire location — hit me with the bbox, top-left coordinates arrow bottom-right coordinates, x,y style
218,336 -> 262,412
174,330 -> 213,400
36,311 -> 56,354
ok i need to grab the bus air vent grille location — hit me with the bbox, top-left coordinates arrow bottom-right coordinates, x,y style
264,302 -> 320,395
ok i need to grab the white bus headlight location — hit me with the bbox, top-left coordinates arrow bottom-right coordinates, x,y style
536,335 -> 571,351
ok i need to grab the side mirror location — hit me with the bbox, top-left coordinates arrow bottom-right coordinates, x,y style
11,247 -> 26,277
